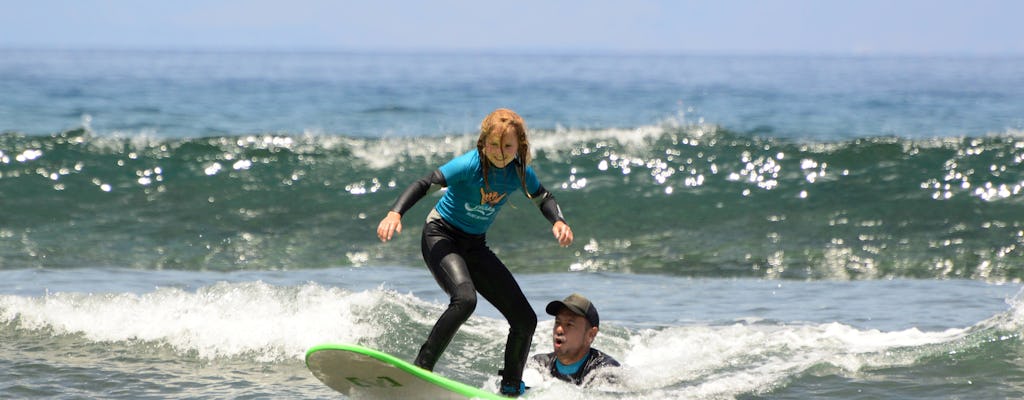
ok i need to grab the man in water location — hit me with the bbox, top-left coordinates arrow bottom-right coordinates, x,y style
531,293 -> 620,386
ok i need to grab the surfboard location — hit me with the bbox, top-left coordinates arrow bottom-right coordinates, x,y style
305,343 -> 509,399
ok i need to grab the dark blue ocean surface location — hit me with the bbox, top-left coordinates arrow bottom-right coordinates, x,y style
2,50 -> 1021,139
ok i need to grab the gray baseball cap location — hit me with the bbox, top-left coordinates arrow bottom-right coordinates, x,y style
545,293 -> 600,327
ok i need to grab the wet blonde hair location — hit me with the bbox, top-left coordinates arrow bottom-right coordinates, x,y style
477,108 -> 532,197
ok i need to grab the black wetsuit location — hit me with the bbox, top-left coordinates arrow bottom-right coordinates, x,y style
388,153 -> 566,387
531,348 -> 621,386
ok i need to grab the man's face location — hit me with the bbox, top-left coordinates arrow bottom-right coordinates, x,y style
552,309 -> 597,365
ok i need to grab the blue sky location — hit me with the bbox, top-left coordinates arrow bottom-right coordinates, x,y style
3,0 -> 1021,55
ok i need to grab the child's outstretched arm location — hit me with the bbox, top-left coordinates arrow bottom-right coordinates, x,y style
376,170 -> 446,242
531,185 -> 573,247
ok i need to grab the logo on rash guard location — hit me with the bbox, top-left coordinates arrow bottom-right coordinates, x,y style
480,188 -> 507,206
464,202 -> 496,219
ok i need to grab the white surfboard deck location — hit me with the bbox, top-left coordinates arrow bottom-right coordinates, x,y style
305,343 -> 509,399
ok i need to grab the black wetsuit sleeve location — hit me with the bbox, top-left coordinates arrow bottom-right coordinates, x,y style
530,185 -> 567,225
389,170 -> 446,216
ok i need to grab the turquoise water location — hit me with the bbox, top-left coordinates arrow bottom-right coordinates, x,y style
2,49 -> 1024,399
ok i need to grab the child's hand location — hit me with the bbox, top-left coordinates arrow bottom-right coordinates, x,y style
377,211 -> 403,242
552,221 -> 573,247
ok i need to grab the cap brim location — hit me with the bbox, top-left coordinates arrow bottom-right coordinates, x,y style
546,300 -> 587,318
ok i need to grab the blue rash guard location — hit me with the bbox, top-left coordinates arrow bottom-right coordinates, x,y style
435,150 -> 541,235
388,150 -> 566,233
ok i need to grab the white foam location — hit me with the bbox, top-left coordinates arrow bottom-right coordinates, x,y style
984,285 -> 1024,332
514,318 -> 974,399
345,135 -> 474,170
0,282 -> 400,362
341,121 -> 716,171
604,322 -> 966,399
4,279 -> 1005,399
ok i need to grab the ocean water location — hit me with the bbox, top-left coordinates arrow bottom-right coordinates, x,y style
2,49 -> 1024,399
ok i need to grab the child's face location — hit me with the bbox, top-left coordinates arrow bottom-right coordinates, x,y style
483,130 -> 519,168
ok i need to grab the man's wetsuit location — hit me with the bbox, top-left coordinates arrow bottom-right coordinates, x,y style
531,348 -> 621,386
388,150 -> 567,388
